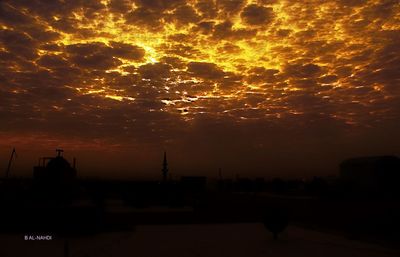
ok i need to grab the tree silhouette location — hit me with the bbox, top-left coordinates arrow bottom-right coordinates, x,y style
263,207 -> 289,240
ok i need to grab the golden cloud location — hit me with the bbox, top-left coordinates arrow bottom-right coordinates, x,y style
0,0 -> 399,144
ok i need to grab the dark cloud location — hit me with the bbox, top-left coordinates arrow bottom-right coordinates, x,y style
124,7 -> 164,30
135,0 -> 186,11
163,43 -> 201,58
194,21 -> 215,34
108,0 -> 133,13
169,4 -> 200,25
336,0 -> 368,7
0,2 -> 34,26
0,29 -> 38,60
246,67 -> 279,84
217,0 -> 246,14
187,62 -> 225,80
290,78 -> 319,89
217,43 -> 242,54
195,0 -> 218,18
138,63 -> 172,79
218,72 -> 244,90
275,29 -> 292,37
65,41 -> 145,69
37,54 -> 69,68
30,29 -> 61,44
241,4 -> 275,25
258,0 -> 278,5
49,17 -> 79,33
4,0 -> 105,21
159,56 -> 185,69
109,41 -> 145,60
212,21 -> 257,40
66,43 -> 122,70
318,75 -> 338,84
284,63 -> 323,78
66,43 -> 105,56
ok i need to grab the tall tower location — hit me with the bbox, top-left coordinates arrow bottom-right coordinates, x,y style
162,151 -> 168,182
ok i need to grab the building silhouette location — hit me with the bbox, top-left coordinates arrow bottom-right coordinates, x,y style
33,149 -> 76,184
340,155 -> 400,195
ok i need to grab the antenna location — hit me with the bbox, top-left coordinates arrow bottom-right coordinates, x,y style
162,151 -> 168,182
5,148 -> 17,179
56,149 -> 64,157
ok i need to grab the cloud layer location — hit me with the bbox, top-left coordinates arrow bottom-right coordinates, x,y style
0,0 -> 399,177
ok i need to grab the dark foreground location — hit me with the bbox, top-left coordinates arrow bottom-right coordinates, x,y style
1,223 -> 400,257
1,178 -> 400,257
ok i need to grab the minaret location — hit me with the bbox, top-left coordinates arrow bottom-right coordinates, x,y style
162,151 -> 168,182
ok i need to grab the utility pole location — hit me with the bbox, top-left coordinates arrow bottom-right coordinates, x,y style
162,151 -> 168,183
5,148 -> 16,179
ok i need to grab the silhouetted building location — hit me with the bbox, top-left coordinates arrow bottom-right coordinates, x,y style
340,155 -> 400,194
33,149 -> 76,184
217,179 -> 233,191
181,176 -> 207,194
270,178 -> 287,193
235,178 -> 254,192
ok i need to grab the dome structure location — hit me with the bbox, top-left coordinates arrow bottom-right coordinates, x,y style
33,149 -> 76,183
46,156 -> 72,171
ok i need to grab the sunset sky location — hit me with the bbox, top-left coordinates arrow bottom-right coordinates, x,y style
0,0 -> 399,179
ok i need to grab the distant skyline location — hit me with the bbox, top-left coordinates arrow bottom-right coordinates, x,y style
1,0 -> 399,178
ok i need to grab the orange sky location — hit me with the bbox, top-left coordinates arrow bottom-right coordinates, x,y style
0,0 -> 399,178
